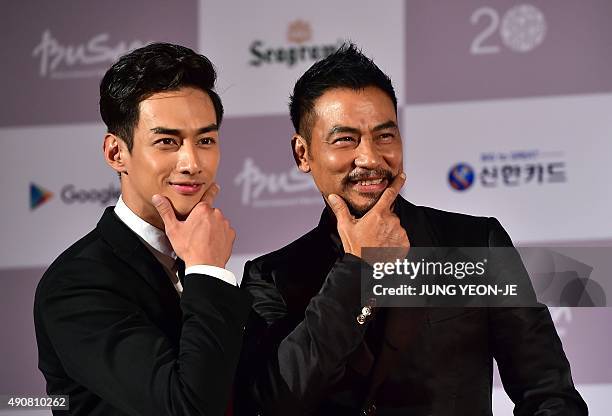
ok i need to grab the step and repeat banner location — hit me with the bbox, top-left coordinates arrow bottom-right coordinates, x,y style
1,0 -> 611,413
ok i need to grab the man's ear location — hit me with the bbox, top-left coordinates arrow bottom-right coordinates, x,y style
292,134 -> 311,173
103,134 -> 128,175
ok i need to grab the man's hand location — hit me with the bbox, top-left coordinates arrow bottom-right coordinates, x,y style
152,183 -> 235,268
327,173 -> 410,260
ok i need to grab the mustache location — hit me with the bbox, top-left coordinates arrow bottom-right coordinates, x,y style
342,169 -> 394,186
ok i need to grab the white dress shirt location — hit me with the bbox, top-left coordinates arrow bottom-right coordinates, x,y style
114,196 -> 237,295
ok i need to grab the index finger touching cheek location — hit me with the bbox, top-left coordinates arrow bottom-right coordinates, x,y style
200,183 -> 220,206
374,172 -> 406,212
152,194 -> 177,228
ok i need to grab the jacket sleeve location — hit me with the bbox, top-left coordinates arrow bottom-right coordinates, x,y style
36,258 -> 252,416
236,254 -> 371,415
485,218 -> 588,416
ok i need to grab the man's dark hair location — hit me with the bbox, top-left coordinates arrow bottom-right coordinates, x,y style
99,42 -> 223,151
289,42 -> 397,142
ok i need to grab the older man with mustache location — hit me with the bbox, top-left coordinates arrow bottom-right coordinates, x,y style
234,43 -> 586,416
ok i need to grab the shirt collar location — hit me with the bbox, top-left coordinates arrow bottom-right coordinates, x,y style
113,196 -> 177,271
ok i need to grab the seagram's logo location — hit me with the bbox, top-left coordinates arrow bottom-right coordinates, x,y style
286,20 -> 312,44
249,20 -> 342,67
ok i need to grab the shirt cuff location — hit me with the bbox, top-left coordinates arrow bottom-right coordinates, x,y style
185,265 -> 237,287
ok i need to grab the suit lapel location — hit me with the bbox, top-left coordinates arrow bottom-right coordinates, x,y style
310,197 -> 441,408
96,207 -> 179,300
362,197 -> 436,407
395,196 -> 438,248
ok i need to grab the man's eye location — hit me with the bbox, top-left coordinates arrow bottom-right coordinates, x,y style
155,138 -> 177,146
334,136 -> 356,143
199,137 -> 217,145
379,133 -> 395,140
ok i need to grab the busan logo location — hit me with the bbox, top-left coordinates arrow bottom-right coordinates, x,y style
448,163 -> 475,191
233,157 -> 319,208
249,20 -> 342,67
31,30 -> 148,79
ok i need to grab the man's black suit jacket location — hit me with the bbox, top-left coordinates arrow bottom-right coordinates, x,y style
235,196 -> 587,415
34,207 -> 252,416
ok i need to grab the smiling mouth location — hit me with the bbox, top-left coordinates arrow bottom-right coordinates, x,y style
350,177 -> 388,193
169,182 -> 203,195
357,178 -> 384,186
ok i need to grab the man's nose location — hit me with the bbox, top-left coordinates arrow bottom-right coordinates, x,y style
354,138 -> 383,168
176,143 -> 202,175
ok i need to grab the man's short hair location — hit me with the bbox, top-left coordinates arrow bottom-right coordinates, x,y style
289,42 -> 397,142
99,42 -> 223,151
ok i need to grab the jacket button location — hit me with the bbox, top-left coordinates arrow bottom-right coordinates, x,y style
361,402 -> 376,415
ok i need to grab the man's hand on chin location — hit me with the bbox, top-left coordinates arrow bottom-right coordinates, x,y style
151,183 -> 235,268
327,173 -> 410,263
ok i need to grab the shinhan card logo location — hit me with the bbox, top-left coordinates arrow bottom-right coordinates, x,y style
449,150 -> 567,191
30,183 -> 53,210
448,163 -> 475,191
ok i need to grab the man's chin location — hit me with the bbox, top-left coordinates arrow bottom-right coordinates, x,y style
346,194 -> 381,218
166,198 -> 199,220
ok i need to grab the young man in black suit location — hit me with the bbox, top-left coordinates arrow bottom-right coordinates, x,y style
34,43 -> 251,415
235,43 -> 587,415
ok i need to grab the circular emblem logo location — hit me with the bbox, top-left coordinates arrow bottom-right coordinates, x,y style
448,163 -> 475,191
501,4 -> 547,52
287,20 -> 312,44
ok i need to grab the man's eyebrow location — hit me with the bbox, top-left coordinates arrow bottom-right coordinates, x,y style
196,124 -> 219,134
150,127 -> 181,136
372,121 -> 398,132
326,125 -> 361,140
150,124 -> 218,136
324,122 -> 398,140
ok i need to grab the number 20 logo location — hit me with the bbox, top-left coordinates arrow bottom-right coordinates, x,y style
470,4 -> 547,55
